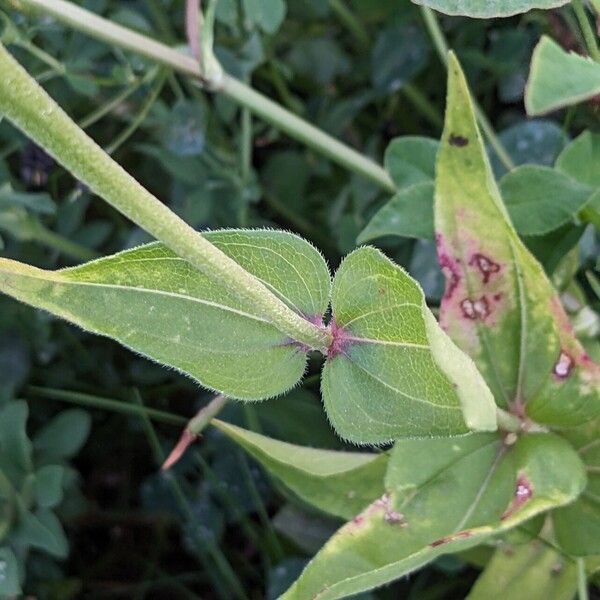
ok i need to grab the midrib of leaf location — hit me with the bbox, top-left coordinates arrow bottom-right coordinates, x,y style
344,337 -> 429,349
454,445 -> 506,531
509,237 -> 528,409
396,437 -> 499,510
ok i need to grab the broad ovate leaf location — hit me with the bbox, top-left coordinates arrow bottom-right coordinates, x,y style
552,419 -> 600,556
556,131 -> 600,189
466,540 -> 578,600
321,246 -> 496,444
435,53 -> 600,426
384,136 -> 439,190
282,432 -> 586,599
0,230 -> 331,401
357,182 -> 435,243
499,166 -> 593,236
526,37 -> 600,116
411,0 -> 569,18
212,419 -> 387,519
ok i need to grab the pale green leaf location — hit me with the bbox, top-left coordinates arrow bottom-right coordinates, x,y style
467,540 -> 578,600
212,419 -> 387,520
411,0 -> 569,17
357,182 -> 435,243
526,36 -> 600,116
282,432 -> 586,599
556,131 -> 600,189
321,246 -> 496,444
499,166 -> 593,235
384,136 -> 438,190
435,53 -> 600,426
553,419 -> 600,556
12,509 -> 68,558
0,230 -> 331,401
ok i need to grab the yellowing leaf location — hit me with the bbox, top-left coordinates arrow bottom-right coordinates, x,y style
434,53 -> 600,426
322,246 -> 496,444
0,230 -> 331,401
282,433 -> 586,599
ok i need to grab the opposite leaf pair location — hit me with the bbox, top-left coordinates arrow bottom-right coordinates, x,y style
0,228 -> 496,444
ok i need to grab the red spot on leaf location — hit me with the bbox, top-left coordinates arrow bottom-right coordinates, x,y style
460,296 -> 490,320
430,530 -> 473,548
469,253 -> 501,284
436,234 -> 462,300
501,473 -> 533,520
553,351 -> 574,380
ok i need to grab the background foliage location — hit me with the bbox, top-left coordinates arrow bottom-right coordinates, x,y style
0,0 -> 599,598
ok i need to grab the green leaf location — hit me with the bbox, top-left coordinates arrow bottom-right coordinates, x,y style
242,0 -> 287,34
282,433 -> 586,599
12,509 -> 68,558
33,409 -> 91,463
384,136 -> 439,190
556,131 -> 600,189
434,53 -> 600,427
552,419 -> 600,556
322,246 -> 497,444
0,546 -> 21,597
212,419 -> 387,520
525,36 -> 600,116
411,0 -> 569,17
0,230 -> 331,401
33,465 -> 65,509
357,182 -> 435,243
0,401 -> 32,484
467,540 -> 578,600
499,166 -> 593,235
370,25 -> 429,94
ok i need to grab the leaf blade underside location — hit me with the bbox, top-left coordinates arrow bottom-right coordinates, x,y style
0,229 -> 331,400
322,246 -> 496,444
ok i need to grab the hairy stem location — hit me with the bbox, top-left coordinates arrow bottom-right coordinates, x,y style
12,0 -> 395,193
0,42 -> 331,352
495,408 -> 521,433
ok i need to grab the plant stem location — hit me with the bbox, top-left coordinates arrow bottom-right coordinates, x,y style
132,391 -> 248,600
328,0 -> 370,49
30,221 -> 99,261
26,385 -> 187,425
420,6 -> 515,171
105,69 -> 166,155
573,0 -> 600,62
0,42 -> 331,352
495,408 -> 521,433
14,0 -> 395,193
577,558 -> 589,600
402,83 -> 444,129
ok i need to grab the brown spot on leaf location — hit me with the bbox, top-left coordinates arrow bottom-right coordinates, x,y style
378,287 -> 386,295
430,530 -> 473,548
449,134 -> 469,147
553,351 -> 574,380
501,473 -> 533,520
469,253 -> 500,284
